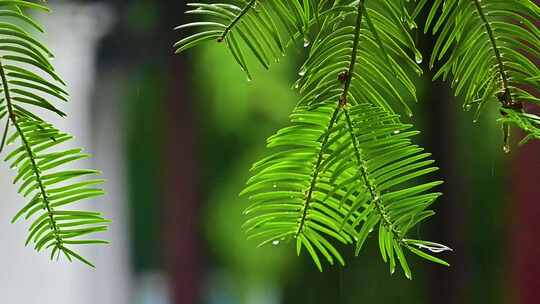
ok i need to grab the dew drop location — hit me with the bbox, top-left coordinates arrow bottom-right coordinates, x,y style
272,240 -> 280,245
414,51 -> 423,64
303,37 -> 310,48
414,243 -> 453,253
503,144 -> 511,154
393,130 -> 401,135
298,67 -> 307,77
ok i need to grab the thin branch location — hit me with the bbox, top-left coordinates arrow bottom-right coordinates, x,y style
343,108 -> 402,244
295,106 -> 341,237
296,0 -> 365,237
339,0 -> 402,245
0,116 -> 9,152
0,58 -> 61,247
473,0 -> 516,107
218,0 -> 257,42
340,0 -> 365,104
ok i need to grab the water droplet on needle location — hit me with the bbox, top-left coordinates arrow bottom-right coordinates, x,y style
414,51 -> 423,64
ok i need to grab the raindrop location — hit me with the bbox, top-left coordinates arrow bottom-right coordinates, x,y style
298,67 -> 307,77
414,51 -> 423,64
272,240 -> 280,245
303,37 -> 310,48
415,243 -> 453,253
393,130 -> 401,135
503,144 -> 511,154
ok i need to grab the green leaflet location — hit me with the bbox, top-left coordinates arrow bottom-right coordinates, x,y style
424,0 -> 540,149
175,0 -> 311,79
0,1 -> 108,266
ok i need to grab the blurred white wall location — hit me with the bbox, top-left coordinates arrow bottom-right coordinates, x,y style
0,3 -> 130,303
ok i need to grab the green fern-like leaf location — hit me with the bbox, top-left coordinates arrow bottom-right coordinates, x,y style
344,103 -> 448,278
175,0 -> 450,276
424,0 -> 540,148
242,100 -> 449,277
175,0 -> 311,79
296,0 -> 423,116
240,104 -> 359,271
0,1 -> 108,267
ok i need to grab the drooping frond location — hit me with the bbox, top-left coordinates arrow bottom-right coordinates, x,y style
175,0 -> 312,79
233,0 -> 449,276
424,0 -> 540,148
343,103 -> 449,278
500,108 -> 540,145
3,117 -> 108,266
0,1 -> 108,266
241,104 -> 360,271
296,0 -> 423,116
242,100 -> 450,276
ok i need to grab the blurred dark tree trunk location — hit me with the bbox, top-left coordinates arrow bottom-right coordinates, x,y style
511,139 -> 540,304
159,2 -> 202,303
423,80 -> 468,304
511,1 -> 540,301
100,0 -> 203,302
162,60 -> 201,304
416,12 -> 469,304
